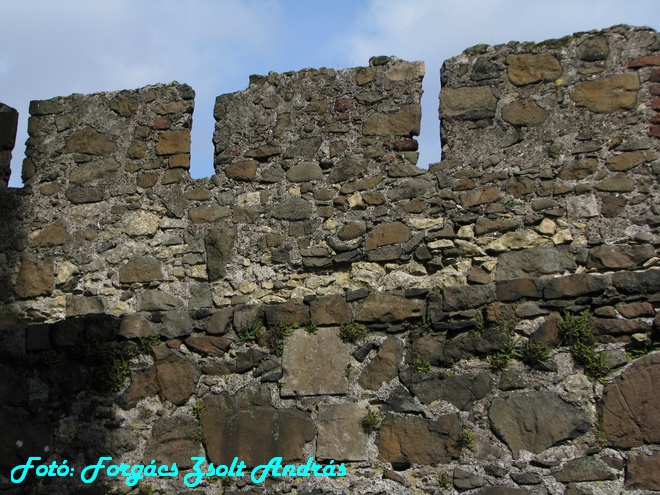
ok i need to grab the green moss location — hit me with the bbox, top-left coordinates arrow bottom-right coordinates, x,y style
360,409 -> 384,433
460,426 -> 476,451
411,354 -> 431,373
559,311 -> 608,382
339,322 -> 369,343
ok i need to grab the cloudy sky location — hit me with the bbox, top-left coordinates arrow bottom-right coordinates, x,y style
1,0 -> 658,187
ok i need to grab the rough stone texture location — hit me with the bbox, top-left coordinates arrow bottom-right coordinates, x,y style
625,453 -> 660,490
552,456 -> 616,482
118,256 -> 163,284
495,246 -> 576,281
377,413 -> 461,465
356,291 -> 424,322
310,294 -> 353,325
316,401 -> 369,461
143,416 -> 200,469
15,253 -> 54,298
281,328 -> 351,396
206,225 -> 236,281
153,345 -> 201,405
600,352 -> 660,448
440,86 -> 497,120
571,73 -> 640,113
201,384 -> 314,467
358,336 -> 404,390
490,391 -> 590,457
505,54 -> 563,86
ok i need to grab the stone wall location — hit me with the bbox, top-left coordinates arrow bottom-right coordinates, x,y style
0,24 -> 659,495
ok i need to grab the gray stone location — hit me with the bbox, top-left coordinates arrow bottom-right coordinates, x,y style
489,391 -> 590,458
66,186 -> 104,203
625,453 -> 660,491
160,310 -> 195,339
153,345 -> 201,405
552,456 -> 616,482
272,197 -> 314,220
358,336 -> 404,390
206,225 -> 236,281
281,328 -> 351,396
316,401 -> 369,461
454,468 -> 487,490
495,246 -> 576,281
118,256 -> 163,284
15,253 -> 54,298
441,86 -> 497,120
286,162 -> 323,182
207,307 -> 233,335
138,290 -> 182,311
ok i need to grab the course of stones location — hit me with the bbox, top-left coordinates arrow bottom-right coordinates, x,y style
0,24 -> 659,495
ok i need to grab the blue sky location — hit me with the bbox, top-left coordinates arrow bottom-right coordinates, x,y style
1,0 -> 658,187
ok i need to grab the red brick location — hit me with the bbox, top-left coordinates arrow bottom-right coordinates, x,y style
628,55 -> 660,68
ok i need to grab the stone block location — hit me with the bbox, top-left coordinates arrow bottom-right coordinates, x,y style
505,54 -> 562,86
316,402 -> 369,461
281,328 -> 351,396
440,86 -> 496,121
571,73 -> 640,113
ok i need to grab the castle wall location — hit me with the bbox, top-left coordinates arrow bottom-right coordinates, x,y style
0,24 -> 659,495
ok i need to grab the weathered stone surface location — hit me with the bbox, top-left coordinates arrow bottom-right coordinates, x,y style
272,197 -> 313,220
207,307 -> 233,335
189,204 -> 231,223
473,488 -> 530,495
505,176 -> 534,198
475,218 -> 520,235
338,221 -> 367,241
310,294 -> 352,325
405,371 -> 492,409
559,159 -> 598,180
505,54 -> 562,86
316,401 -> 369,461
594,173 -> 635,192
566,194 -> 599,218
15,253 -> 54,298
33,219 -> 70,246
587,244 -> 654,270
358,336 -> 404,390
612,268 -> 660,295
489,391 -> 590,457
496,278 -> 542,301
0,408 -> 53,470
65,126 -> 117,155
552,456 -> 616,483
153,345 -> 200,405
495,246 -> 576,281
185,334 -> 232,356
206,225 -> 236,281
606,151 -> 645,171
571,73 -> 640,113
119,367 -> 159,408
143,416 -> 200,469
156,129 -> 190,155
363,105 -> 421,136
281,328 -> 351,396
600,352 -> 660,448
501,100 -> 549,126
119,312 -> 159,339
385,61 -> 425,81
66,295 -> 105,317
286,162 -> 323,182
442,284 -> 495,311
543,273 -> 607,299
625,453 -> 660,490
161,310 -> 195,339
454,468 -> 487,491
66,186 -> 104,203
377,413 -> 461,465
225,160 -> 258,181
264,298 -> 310,326
118,256 -> 163,283
126,211 -> 161,236
70,157 -> 120,184
356,291 -> 424,322
440,86 -> 497,120
577,36 -> 609,61
365,221 -> 411,250
463,186 -> 500,207
201,384 -> 314,467
137,290 -> 182,311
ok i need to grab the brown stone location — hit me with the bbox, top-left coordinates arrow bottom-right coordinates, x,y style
66,186 -> 104,203
440,86 -> 497,120
442,284 -> 496,311
137,173 -> 158,189
600,352 -> 660,448
365,221 -> 411,251
169,153 -> 190,169
316,402 -> 369,461
155,129 -> 191,155
338,221 -> 367,241
15,253 -> 54,298
626,453 -> 660,490
65,126 -> 118,155
356,291 -> 424,323
118,312 -> 159,339
264,298 -> 310,327
577,36 -> 609,61
281,328 -> 351,396
363,105 -> 421,136
628,55 -> 660,68
587,244 -> 655,270
189,204 -> 231,223
559,159 -> 598,180
225,160 -> 258,181
501,100 -> 549,126
475,218 -> 520,235
606,151 -> 645,171
143,416 -> 200,469
118,256 -> 163,284
616,301 -> 654,318
119,367 -> 159,408
594,173 -> 635,192
33,219 -> 69,246
377,413 -> 461,465
153,345 -> 201,405
66,295 -> 105,317
571,73 -> 640,113
505,54 -> 562,86
358,336 -> 404,390
202,384 -> 314,467
543,273 -> 607,299
185,334 -> 232,357
70,157 -> 121,184
310,294 -> 352,325
245,144 -> 281,160
505,177 -> 534,198
463,187 -> 500,207
531,313 -> 562,347
496,278 -> 541,301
